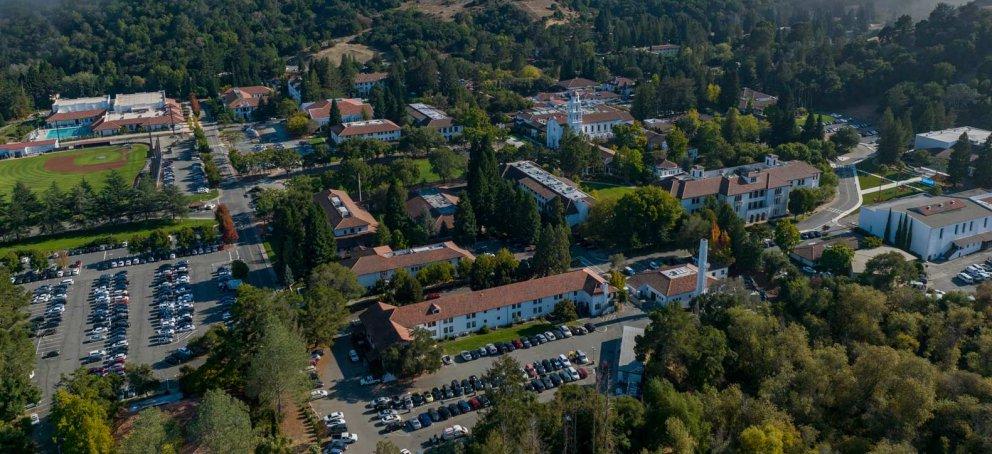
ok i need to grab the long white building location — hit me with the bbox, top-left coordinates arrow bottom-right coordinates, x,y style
545,93 -> 634,148
345,242 -> 475,288
360,268 -> 615,350
858,189 -> 992,261
502,161 -> 594,226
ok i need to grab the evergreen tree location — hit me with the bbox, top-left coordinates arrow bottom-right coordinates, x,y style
375,216 -> 393,246
7,181 -> 40,239
453,197 -> 478,244
973,136 -> 992,186
532,223 -> 571,276
717,66 -> 740,110
877,108 -> 905,164
517,189 -> 541,245
387,269 -> 423,306
383,181 -> 412,234
329,98 -> 342,125
544,197 -> 566,227
948,132 -> 973,187
722,108 -> 742,144
466,136 -> 500,228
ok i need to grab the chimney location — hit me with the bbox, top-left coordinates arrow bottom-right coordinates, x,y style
695,239 -> 709,296
765,154 -> 779,167
690,165 -> 704,179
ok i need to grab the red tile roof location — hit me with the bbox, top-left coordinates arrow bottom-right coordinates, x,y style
313,189 -> 379,233
330,120 -> 401,137
305,99 -> 373,121
663,160 -> 820,199
0,139 -> 57,151
345,241 -> 474,277
46,109 -> 106,123
627,264 -> 715,297
222,86 -> 273,109
389,268 -> 610,327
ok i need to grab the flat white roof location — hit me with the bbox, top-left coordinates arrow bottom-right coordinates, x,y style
114,91 -> 165,107
916,127 -> 992,146
507,161 -> 591,203
408,103 -> 450,120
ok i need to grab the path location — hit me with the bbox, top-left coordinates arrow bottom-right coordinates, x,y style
859,176 -> 922,195
797,164 -> 862,231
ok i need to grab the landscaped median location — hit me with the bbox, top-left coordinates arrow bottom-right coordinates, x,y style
441,320 -> 555,355
0,218 -> 216,256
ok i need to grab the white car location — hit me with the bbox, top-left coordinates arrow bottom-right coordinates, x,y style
332,433 -> 358,444
323,412 -> 344,422
460,350 -> 472,362
29,413 -> 40,425
111,340 -> 128,348
380,413 -> 401,424
348,349 -> 360,362
442,425 -> 469,440
377,409 -> 397,419
359,375 -> 381,386
559,325 -> 573,338
310,389 -> 329,400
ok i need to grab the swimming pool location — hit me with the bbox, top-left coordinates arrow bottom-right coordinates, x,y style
41,126 -> 91,140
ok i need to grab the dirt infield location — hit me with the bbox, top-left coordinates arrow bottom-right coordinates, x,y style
43,147 -> 132,173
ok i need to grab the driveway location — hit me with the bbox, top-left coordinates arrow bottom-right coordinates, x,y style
310,306 -> 651,452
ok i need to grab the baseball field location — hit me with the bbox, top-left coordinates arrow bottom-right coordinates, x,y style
0,144 -> 149,195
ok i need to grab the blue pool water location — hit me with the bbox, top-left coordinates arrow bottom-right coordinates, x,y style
42,126 -> 91,140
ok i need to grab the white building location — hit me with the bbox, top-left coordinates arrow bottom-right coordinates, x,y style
502,161 -> 594,226
312,189 -> 379,250
914,127 -> 992,151
354,72 -> 388,96
329,119 -> 401,144
359,268 -> 615,349
662,155 -> 821,224
615,326 -> 645,397
545,93 -> 634,148
221,86 -> 274,120
345,242 -> 475,288
46,91 -> 183,137
858,189 -> 992,261
406,103 -> 463,140
626,239 -> 726,308
0,139 -> 59,159
302,98 -> 373,127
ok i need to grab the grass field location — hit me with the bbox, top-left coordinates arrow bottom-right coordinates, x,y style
0,144 -> 149,195
412,158 -> 459,184
862,186 -> 920,204
185,189 -> 219,203
582,181 -> 637,201
442,321 -> 555,355
0,218 -> 215,256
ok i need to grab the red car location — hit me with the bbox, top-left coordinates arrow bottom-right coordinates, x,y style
512,339 -> 523,349
577,367 -> 588,379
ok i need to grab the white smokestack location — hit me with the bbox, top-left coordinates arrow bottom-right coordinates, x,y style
695,239 -> 708,295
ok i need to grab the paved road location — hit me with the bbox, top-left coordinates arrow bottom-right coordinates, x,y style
310,306 -> 651,453
797,164 -> 862,232
202,123 -> 279,288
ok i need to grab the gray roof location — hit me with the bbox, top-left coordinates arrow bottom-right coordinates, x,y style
617,326 -> 645,375
870,191 -> 992,229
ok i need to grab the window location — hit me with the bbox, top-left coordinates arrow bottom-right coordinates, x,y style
955,225 -> 959,235
427,321 -> 436,327
939,228 -> 944,239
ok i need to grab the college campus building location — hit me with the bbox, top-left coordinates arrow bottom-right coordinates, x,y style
302,98 -> 373,127
406,103 -> 463,140
626,240 -> 726,308
312,189 -> 378,250
359,268 -> 616,349
221,86 -> 273,120
328,119 -> 401,144
739,88 -> 778,115
545,93 -> 634,148
615,325 -> 645,397
44,91 -> 183,137
914,126 -> 992,151
662,154 -> 821,224
858,189 -> 992,261
354,72 -> 388,96
502,160 -> 595,226
0,139 -> 59,159
405,186 -> 461,235
345,242 -> 475,288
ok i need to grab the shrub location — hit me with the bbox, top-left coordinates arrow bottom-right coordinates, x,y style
863,235 -> 883,249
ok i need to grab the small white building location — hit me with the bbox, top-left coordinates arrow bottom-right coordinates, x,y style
626,239 -> 726,308
502,161 -> 594,226
359,268 -> 616,349
615,326 -> 645,397
858,189 -> 992,261
346,242 -> 475,288
406,103 -> 463,140
354,72 -> 388,96
329,119 -> 401,144
312,189 -> 379,250
0,139 -> 59,159
545,93 -> 634,148
221,86 -> 273,120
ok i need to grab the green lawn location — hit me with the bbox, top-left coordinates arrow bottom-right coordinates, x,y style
0,144 -> 149,195
185,189 -> 219,203
441,320 -> 555,355
411,158 -> 457,185
0,218 -> 215,256
862,186 -> 920,204
582,181 -> 637,201
857,172 -> 885,189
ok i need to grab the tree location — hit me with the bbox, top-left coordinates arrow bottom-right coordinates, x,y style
666,127 -> 690,163
787,187 -> 819,217
51,389 -> 113,454
298,285 -> 349,346
307,262 -> 363,299
550,300 -> 578,322
0,269 -> 38,422
532,223 -> 571,276
230,259 -> 249,280
774,220 -> 800,252
611,187 -> 684,249
329,98 -> 342,125
285,113 -> 312,137
417,261 -> 455,286
215,204 -> 239,245
830,126 -> 861,153
948,132 -> 972,187
428,147 -> 467,182
191,389 -> 256,453
859,251 -> 919,290
7,181 -> 40,239
381,328 -> 442,377
453,197 -> 478,244
119,408 -> 177,454
877,108 -> 905,164
375,440 -> 403,454
386,269 -> 423,305
818,244 -> 854,275
246,317 -> 310,420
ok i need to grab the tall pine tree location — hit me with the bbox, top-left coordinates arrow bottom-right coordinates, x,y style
948,132 -> 973,187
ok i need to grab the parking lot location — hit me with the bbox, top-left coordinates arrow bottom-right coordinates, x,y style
162,140 -> 213,198
25,245 -> 233,415
927,250 -> 992,294
309,306 -> 651,452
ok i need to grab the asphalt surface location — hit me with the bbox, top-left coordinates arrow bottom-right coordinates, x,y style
310,306 -> 651,453
926,250 -> 992,293
797,164 -> 862,232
